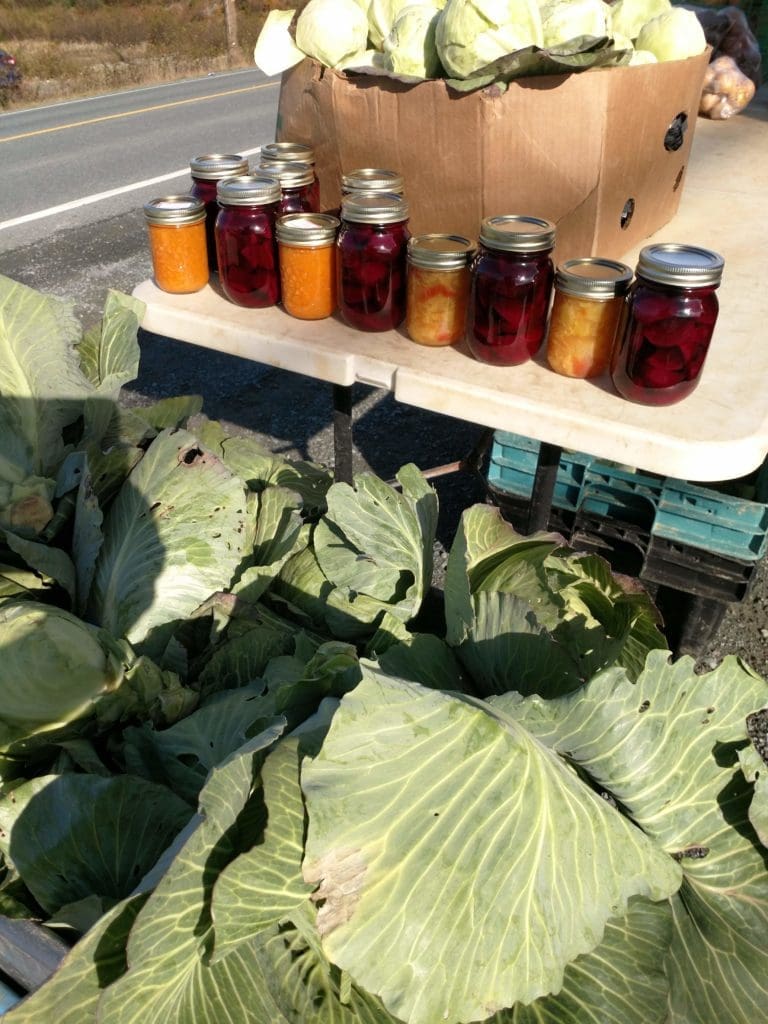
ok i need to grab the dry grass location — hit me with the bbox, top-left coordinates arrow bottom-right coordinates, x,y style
0,1 -> 287,108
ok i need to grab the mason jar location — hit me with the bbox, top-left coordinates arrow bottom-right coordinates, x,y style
405,234 -> 475,346
277,212 -> 340,320
143,195 -> 209,294
610,243 -> 724,405
215,174 -> 282,308
337,193 -> 410,332
546,258 -> 633,378
341,168 -> 405,197
258,159 -> 319,215
260,142 -> 320,210
467,215 -> 556,366
189,153 -> 249,272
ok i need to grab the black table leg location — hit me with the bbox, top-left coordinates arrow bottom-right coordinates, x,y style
526,442 -> 562,534
332,383 -> 354,484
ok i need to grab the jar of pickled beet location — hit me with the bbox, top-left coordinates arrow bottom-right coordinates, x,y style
277,213 -> 339,320
341,168 -> 405,197
261,142 -> 320,211
406,234 -> 475,346
143,195 -> 209,294
467,215 -> 556,366
215,174 -> 282,308
546,258 -> 633,379
337,193 -> 410,332
189,153 -> 249,272
610,243 -> 724,406
258,159 -> 319,215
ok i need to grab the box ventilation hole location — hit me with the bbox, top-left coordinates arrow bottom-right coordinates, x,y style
620,198 -> 635,230
664,112 -> 688,152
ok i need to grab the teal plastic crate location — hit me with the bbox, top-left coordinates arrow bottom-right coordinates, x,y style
487,431 -> 768,562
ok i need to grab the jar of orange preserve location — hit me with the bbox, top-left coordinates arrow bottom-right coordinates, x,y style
143,195 -> 209,294
406,234 -> 475,346
546,258 -> 633,378
277,213 -> 340,320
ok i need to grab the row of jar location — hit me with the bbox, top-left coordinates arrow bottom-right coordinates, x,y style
143,179 -> 724,408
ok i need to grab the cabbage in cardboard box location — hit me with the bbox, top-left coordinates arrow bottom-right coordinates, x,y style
275,50 -> 710,264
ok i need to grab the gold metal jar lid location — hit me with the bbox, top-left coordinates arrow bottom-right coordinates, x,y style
189,153 -> 248,180
340,192 -> 409,224
407,234 -> 475,271
479,215 -> 556,252
276,213 -> 340,246
257,159 -> 315,188
555,258 -> 633,299
261,141 -> 315,165
216,174 -> 281,206
636,243 -> 724,288
341,168 -> 404,194
143,195 -> 206,225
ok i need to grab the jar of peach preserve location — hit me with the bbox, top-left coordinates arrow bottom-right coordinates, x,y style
215,175 -> 281,308
546,258 -> 633,378
337,193 -> 410,331
610,243 -> 724,405
467,215 -> 556,365
143,196 -> 209,294
189,153 -> 248,272
261,142 -> 320,211
405,234 -> 475,346
277,213 -> 340,320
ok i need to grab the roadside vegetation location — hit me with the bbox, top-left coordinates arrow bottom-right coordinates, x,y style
0,0 -> 288,109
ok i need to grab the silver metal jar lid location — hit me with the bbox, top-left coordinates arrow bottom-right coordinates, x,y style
189,153 -> 249,180
555,258 -> 633,299
276,213 -> 340,246
407,234 -> 475,271
341,168 -> 404,194
479,214 -> 556,252
636,243 -> 724,288
143,195 -> 206,225
216,174 -> 281,206
340,192 -> 409,224
257,159 -> 315,188
261,141 -> 315,165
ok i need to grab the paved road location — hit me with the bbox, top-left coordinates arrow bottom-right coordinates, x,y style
1,74 -> 766,674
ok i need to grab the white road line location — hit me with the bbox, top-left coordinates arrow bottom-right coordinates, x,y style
0,145 -> 264,231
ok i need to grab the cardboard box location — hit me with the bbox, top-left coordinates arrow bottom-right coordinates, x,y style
276,52 -> 710,265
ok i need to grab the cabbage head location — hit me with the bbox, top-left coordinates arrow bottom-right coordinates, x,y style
295,0 -> 370,68
635,7 -> 706,61
383,4 -> 444,76
540,0 -> 609,48
369,0 -> 445,49
610,0 -> 670,41
436,0 -> 544,79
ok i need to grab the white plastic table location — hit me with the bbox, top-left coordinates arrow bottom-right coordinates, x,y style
133,93 -> 768,497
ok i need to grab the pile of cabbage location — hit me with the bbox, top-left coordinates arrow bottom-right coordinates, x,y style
255,0 -> 708,85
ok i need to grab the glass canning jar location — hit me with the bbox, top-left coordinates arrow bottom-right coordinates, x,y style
341,168 -> 405,197
258,159 -> 319,215
610,243 -> 724,406
143,195 -> 209,294
405,234 -> 475,346
260,142 -> 320,210
337,193 -> 410,332
189,153 -> 249,272
277,213 -> 340,320
215,174 -> 282,308
467,215 -> 556,366
546,258 -> 633,378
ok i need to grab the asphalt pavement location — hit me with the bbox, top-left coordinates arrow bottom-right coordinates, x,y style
2,76 -> 767,679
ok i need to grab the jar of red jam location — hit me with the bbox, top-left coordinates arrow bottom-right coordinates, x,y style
610,243 -> 724,406
258,159 -> 319,215
467,215 -> 556,366
337,193 -> 410,332
215,174 -> 281,308
261,142 -> 320,211
341,168 -> 405,197
189,154 -> 249,273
